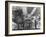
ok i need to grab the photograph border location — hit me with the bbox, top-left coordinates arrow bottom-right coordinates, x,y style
5,1 -> 45,36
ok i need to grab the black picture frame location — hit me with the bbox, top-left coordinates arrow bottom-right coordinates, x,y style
5,1 -> 45,36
